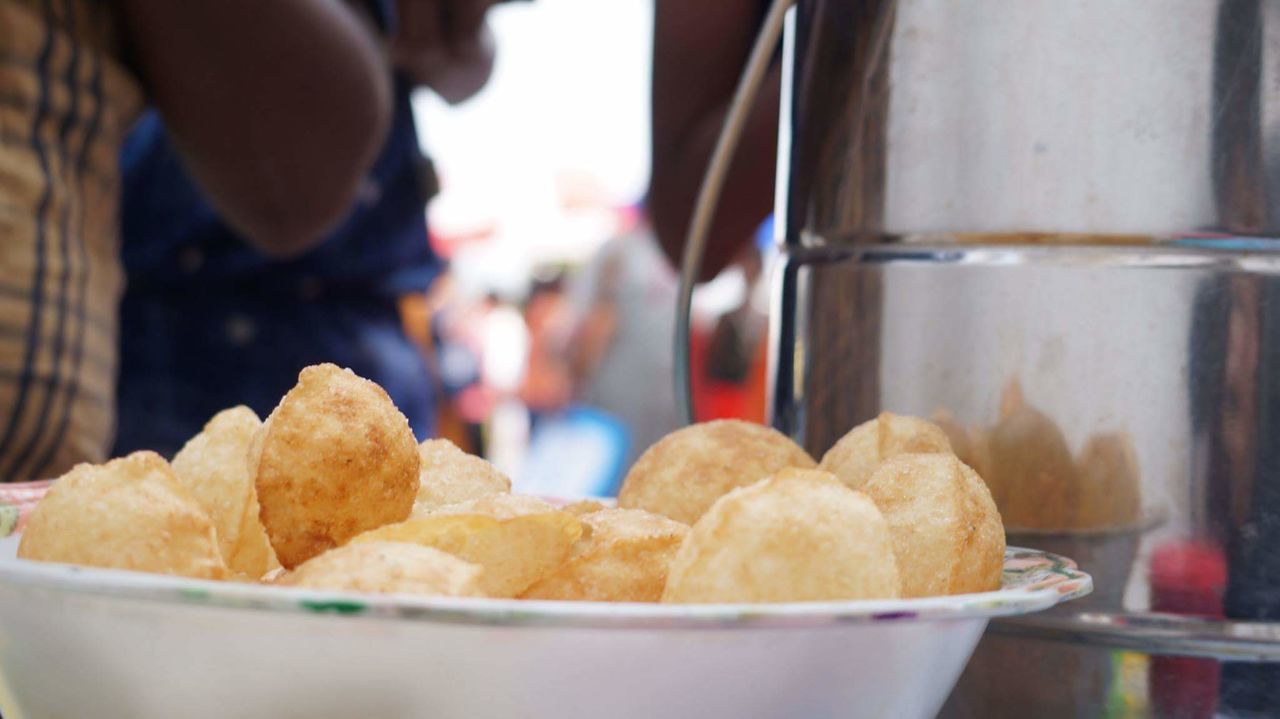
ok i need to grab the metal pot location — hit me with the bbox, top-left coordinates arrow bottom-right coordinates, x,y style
772,0 -> 1280,714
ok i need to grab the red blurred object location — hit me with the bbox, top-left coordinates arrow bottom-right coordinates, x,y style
1148,540 -> 1227,719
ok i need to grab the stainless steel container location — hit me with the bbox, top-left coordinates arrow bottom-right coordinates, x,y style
771,0 -> 1280,715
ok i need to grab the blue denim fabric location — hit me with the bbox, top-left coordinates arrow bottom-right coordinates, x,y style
115,75 -> 438,456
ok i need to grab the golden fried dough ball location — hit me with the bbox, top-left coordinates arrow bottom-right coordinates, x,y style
561,499 -> 610,517
617,420 -> 816,525
425,492 -> 559,520
19,452 -> 226,579
817,412 -> 953,490
522,508 -> 689,602
860,454 -> 1004,597
1075,432 -> 1142,529
278,541 -> 483,596
172,406 -> 280,579
351,511 -> 582,598
661,470 -> 900,603
415,439 -> 511,513
253,364 -> 418,568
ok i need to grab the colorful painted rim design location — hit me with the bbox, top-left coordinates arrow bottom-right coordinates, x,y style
0,547 -> 1091,629
0,480 -> 48,537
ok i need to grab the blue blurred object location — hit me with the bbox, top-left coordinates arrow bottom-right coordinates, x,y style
755,214 -> 775,253
1171,236 -> 1280,252
518,405 -> 630,498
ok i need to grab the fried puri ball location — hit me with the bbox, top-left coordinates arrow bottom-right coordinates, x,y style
19,452 -> 227,579
522,508 -> 689,602
617,420 -> 816,525
817,412 -> 953,490
277,541 -> 483,597
415,438 -> 511,513
860,454 -> 1004,597
661,470 -> 900,603
561,499 -> 610,517
172,406 -> 280,579
253,364 -> 418,568
1075,432 -> 1142,529
424,492 -> 559,520
351,511 -> 582,598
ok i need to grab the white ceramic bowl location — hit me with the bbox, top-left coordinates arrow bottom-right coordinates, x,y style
0,527 -> 1090,719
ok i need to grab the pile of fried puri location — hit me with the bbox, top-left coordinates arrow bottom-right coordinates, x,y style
17,363 -> 1005,604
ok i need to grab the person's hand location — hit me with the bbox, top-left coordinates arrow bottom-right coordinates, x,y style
395,0 -> 491,56
393,0 -> 498,103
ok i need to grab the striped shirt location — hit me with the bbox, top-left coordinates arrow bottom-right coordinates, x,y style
0,0 -> 141,481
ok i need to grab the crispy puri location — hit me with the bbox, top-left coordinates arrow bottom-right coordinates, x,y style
18,452 -> 226,579
818,412 -> 953,490
425,492 -> 559,520
278,541 -> 483,596
662,470 -> 900,603
617,419 -> 816,525
253,364 -> 418,568
172,406 -> 280,579
352,510 -> 583,597
522,508 -> 689,602
415,438 -> 511,513
561,499 -> 610,517
860,453 -> 1004,597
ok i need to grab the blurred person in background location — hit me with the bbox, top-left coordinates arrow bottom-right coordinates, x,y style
114,0 -> 505,457
518,274 -> 575,425
564,209 -> 681,469
0,0 -> 391,481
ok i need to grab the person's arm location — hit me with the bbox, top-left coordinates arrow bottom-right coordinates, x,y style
649,0 -> 780,282
117,0 -> 393,257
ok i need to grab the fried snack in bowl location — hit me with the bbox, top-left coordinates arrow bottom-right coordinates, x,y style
561,499 -> 609,517
617,419 -> 816,525
351,511 -> 583,597
253,364 -> 418,568
423,492 -> 558,520
277,541 -> 483,596
522,508 -> 689,602
818,412 -> 953,490
662,470 -> 900,603
860,454 -> 1004,597
172,406 -> 280,579
415,439 -> 511,513
18,452 -> 226,579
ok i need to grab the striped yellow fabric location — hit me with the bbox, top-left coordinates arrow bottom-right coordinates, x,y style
0,0 -> 141,481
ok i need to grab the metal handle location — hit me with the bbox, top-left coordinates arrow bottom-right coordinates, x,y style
674,0 -> 793,426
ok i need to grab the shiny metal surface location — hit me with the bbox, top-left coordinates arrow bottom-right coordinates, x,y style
774,0 -> 1280,714
778,0 -> 1280,242
994,613 -> 1280,662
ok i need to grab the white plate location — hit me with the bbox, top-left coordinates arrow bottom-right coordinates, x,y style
0,542 -> 1089,719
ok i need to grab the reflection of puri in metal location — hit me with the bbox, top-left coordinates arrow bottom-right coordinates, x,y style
939,384 -> 1145,718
